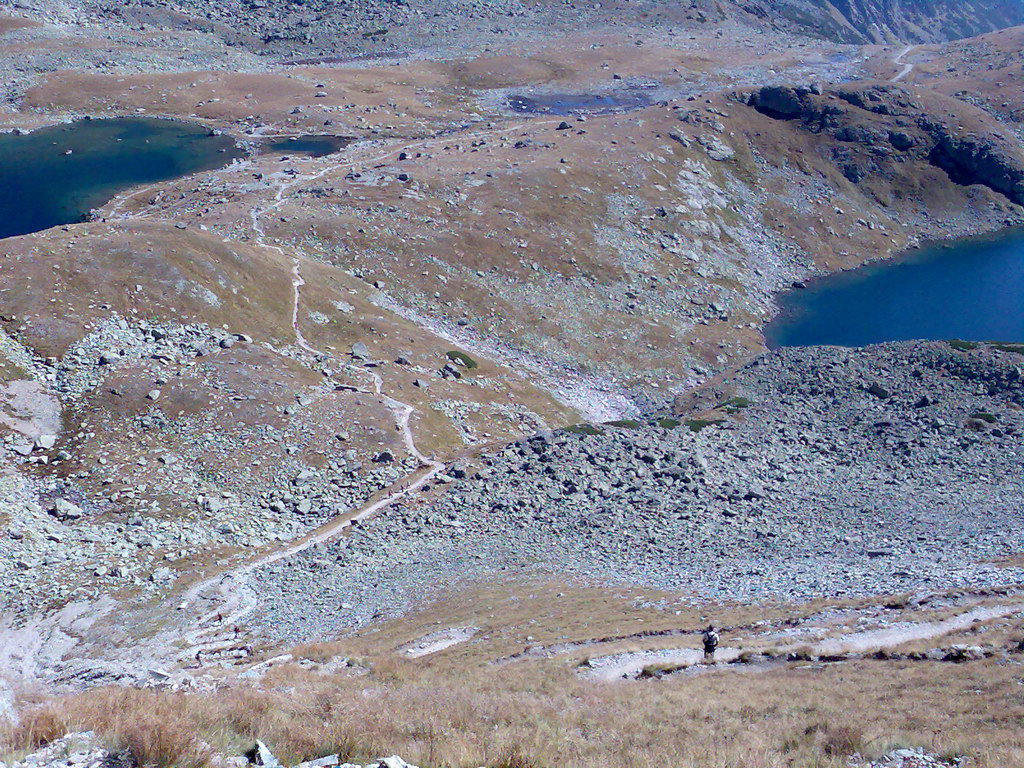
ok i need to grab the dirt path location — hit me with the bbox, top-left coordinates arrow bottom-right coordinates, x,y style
581,600 -> 1024,681
813,603 -> 1017,655
398,626 -> 479,658
177,157 -> 446,662
891,45 -> 916,82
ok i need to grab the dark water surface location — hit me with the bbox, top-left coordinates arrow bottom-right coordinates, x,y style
508,90 -> 653,115
261,135 -> 351,157
0,117 -> 241,239
766,229 -> 1024,347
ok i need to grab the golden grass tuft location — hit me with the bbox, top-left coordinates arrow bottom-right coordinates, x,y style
819,723 -> 867,757
119,713 -> 210,768
2,705 -> 68,752
6,690 -> 210,768
492,747 -> 542,768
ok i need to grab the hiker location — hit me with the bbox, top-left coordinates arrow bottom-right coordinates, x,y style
233,625 -> 241,640
702,624 -> 720,663
195,649 -> 203,667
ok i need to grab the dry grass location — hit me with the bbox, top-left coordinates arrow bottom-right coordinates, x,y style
818,724 -> 867,757
9,649 -> 1024,768
315,577 -> 870,667
3,690 -> 210,768
7,584 -> 1024,768
492,748 -> 542,768
292,641 -> 343,664
2,705 -> 67,752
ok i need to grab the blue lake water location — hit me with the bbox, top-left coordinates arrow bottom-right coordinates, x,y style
765,229 -> 1024,347
0,117 -> 241,240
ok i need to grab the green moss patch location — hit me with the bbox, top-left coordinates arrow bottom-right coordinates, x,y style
991,342 -> 1024,355
445,350 -> 479,369
718,396 -> 752,413
564,423 -> 605,435
686,418 -> 724,433
948,339 -> 980,352
604,419 -> 642,429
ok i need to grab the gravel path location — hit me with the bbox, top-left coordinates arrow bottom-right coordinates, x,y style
581,601 -> 1024,680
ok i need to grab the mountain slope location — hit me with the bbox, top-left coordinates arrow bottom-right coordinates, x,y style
13,0 -> 1024,57
759,0 -> 1024,44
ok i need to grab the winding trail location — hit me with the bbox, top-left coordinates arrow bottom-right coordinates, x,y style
177,156 -> 445,662
85,130 -> 533,669
891,45 -> 916,82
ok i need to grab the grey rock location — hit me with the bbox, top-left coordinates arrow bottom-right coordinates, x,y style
248,740 -> 281,768
866,382 -> 891,399
51,498 -> 83,520
249,341 -> 1024,641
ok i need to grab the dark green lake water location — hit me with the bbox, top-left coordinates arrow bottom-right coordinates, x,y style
765,229 -> 1024,347
0,117 -> 241,239
261,135 -> 350,158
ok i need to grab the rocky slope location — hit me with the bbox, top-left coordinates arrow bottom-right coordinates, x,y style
2,28 -> 1023,626
0,216 -> 574,619
253,341 -> 1024,641
772,0 -> 1024,45
0,0 -> 1022,712
11,0 -> 1024,59
80,76 -> 1018,414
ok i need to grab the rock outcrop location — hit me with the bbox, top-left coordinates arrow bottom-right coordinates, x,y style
0,734 -> 426,768
29,0 -> 1024,59
747,83 -> 1024,205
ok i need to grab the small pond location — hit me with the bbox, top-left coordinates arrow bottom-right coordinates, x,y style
0,117 -> 242,240
765,229 -> 1024,347
507,90 -> 654,115
260,135 -> 351,158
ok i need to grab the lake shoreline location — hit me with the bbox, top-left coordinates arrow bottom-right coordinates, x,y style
0,116 -> 244,240
765,223 -> 1024,348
